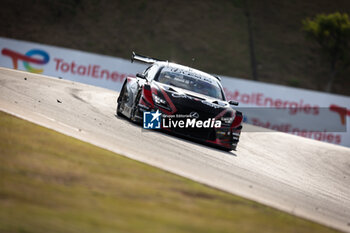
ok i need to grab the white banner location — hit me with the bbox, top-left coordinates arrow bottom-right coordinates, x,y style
1,37 -> 349,147
221,77 -> 350,147
0,37 -> 147,91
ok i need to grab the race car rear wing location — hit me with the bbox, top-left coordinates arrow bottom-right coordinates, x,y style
131,51 -> 165,64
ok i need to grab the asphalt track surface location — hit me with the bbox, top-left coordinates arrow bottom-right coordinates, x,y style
1,67 -> 350,232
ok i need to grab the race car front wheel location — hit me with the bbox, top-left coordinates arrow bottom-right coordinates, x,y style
117,81 -> 128,117
130,90 -> 142,123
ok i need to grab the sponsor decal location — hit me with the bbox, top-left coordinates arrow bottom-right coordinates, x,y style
162,117 -> 221,129
329,104 -> 350,125
1,48 -> 50,73
53,58 -> 132,82
143,110 -> 222,129
189,111 -> 199,119
224,88 -> 320,115
250,117 -> 342,144
1,47 -> 134,83
224,88 -> 349,127
143,110 -> 162,129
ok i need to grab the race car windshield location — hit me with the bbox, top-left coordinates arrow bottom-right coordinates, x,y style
156,69 -> 224,100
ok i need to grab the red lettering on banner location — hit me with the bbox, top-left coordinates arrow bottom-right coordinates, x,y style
256,93 -> 263,106
77,65 -> 86,75
71,61 -> 76,74
92,65 -> 100,78
274,99 -> 282,108
54,58 -> 63,70
241,94 -> 250,103
87,65 -> 91,76
329,104 -> 350,125
233,91 -> 240,100
300,130 -> 307,137
264,97 -> 273,106
249,118 -> 342,144
101,69 -> 109,79
120,74 -> 126,82
289,102 -> 298,114
335,135 -> 341,144
314,132 -> 322,140
327,134 -> 334,142
53,58 -> 130,83
304,104 -> 311,114
223,88 -> 321,116
111,72 -> 119,82
61,62 -> 69,72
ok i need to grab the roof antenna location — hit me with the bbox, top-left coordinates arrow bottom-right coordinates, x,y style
191,57 -> 195,67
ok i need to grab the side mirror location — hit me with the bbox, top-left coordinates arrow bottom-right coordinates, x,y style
229,100 -> 239,106
136,73 -> 146,79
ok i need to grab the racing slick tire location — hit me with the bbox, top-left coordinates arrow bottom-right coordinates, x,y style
130,91 -> 142,123
116,81 -> 127,117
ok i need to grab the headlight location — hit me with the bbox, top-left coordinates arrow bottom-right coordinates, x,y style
152,93 -> 167,105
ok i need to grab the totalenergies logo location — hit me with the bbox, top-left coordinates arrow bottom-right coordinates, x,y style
330,104 -> 350,125
1,48 -> 50,73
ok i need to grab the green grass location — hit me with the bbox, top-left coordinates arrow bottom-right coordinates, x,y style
0,111 -> 341,233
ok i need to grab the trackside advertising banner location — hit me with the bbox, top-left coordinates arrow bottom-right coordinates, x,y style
221,78 -> 350,147
0,37 -> 147,91
1,37 -> 349,147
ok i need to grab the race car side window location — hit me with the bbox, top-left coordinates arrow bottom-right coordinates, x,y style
142,66 -> 152,76
146,65 -> 160,80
